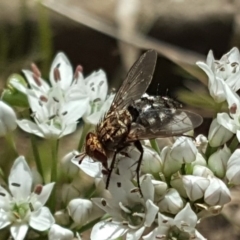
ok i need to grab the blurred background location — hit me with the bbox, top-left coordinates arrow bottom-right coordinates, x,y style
0,0 -> 240,239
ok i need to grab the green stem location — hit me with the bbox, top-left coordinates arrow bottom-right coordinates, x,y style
78,123 -> 92,152
228,135 -> 239,153
50,139 -> 59,182
5,132 -> 18,156
30,134 -> 44,183
77,214 -> 110,233
48,139 -> 59,212
150,139 -> 160,155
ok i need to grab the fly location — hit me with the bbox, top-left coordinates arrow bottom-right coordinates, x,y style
80,50 -> 202,194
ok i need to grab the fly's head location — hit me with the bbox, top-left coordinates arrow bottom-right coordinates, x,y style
85,132 -> 108,167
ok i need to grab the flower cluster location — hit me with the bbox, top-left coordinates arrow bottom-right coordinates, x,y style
0,48 -> 240,240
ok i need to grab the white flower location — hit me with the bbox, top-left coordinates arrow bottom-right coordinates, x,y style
170,137 -> 198,163
161,146 -> 182,178
61,151 -> 79,177
48,224 -> 73,240
216,78 -> 240,141
0,156 -> 55,240
208,118 -> 233,147
83,93 -> 114,125
157,188 -> 184,214
17,90 -> 87,139
208,145 -> 231,178
141,146 -> 162,175
192,165 -> 214,178
11,52 -> 88,102
204,177 -> 231,205
0,101 -> 17,137
142,213 -> 172,240
91,174 -> 159,240
174,203 -> 198,234
71,153 -> 103,178
226,149 -> 240,185
195,134 -> 208,154
182,175 -> 210,201
196,47 -> 240,102
67,199 -> 93,226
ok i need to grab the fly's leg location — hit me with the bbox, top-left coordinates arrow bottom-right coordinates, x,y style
134,140 -> 144,197
105,151 -> 118,189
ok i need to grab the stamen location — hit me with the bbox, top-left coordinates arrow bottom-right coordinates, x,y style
155,235 -> 166,239
132,212 -> 145,219
74,65 -> 83,80
0,192 -> 6,196
48,115 -> 56,120
32,73 -> 42,87
31,63 -> 41,78
62,111 -> 68,116
119,202 -> 131,213
101,199 -> 107,206
122,221 -> 129,225
53,97 -> 59,103
93,98 -> 101,103
91,87 -> 95,92
99,81 -> 104,87
40,95 -> 48,102
117,182 -> 121,188
29,202 -> 34,211
130,187 -> 140,193
220,67 -> 225,71
90,82 -> 94,87
230,103 -> 237,114
54,67 -> 61,82
11,183 -> 21,187
34,185 -> 43,195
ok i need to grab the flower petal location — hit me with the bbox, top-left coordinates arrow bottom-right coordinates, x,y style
9,156 -> 32,199
217,113 -> 238,133
16,120 -> 45,138
49,52 -> 73,90
0,210 -> 11,229
48,224 -> 74,240
29,207 -> 55,231
126,227 -> 145,240
91,220 -> 128,240
144,200 -> 159,227
36,183 -> 55,205
10,223 -> 29,240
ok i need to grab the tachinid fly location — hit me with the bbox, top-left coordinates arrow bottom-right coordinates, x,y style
80,50 -> 202,194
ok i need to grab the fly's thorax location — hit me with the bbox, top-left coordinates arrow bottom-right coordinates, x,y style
85,132 -> 108,168
96,109 -> 132,150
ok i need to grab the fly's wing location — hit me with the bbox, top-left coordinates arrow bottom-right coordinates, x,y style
110,49 -> 157,111
127,109 -> 203,141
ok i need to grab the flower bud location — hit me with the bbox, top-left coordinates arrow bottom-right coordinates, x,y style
208,145 -> 231,178
62,183 -> 80,204
48,224 -> 73,240
195,134 -> 208,154
61,151 -> 79,177
68,198 -> 93,226
193,165 -> 214,178
204,177 -> 231,205
182,175 -> 210,201
158,188 -> 184,214
0,101 -> 17,137
191,152 -> 207,168
2,74 -> 28,107
208,118 -> 233,147
170,174 -> 188,198
161,146 -> 182,178
170,137 -> 197,163
54,209 -> 70,226
226,149 -> 240,185
141,146 -> 162,175
152,179 -> 168,198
